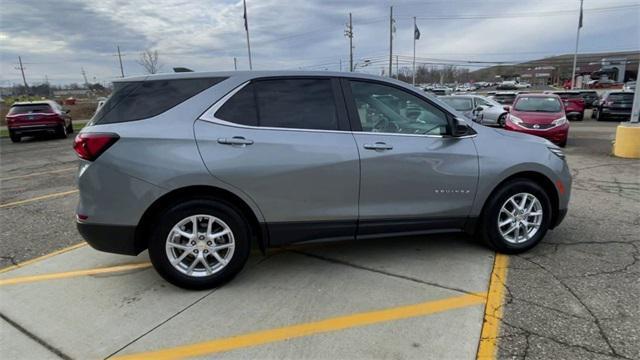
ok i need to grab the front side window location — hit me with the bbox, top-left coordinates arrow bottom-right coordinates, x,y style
349,81 -> 449,135
475,98 -> 493,107
215,78 -> 338,131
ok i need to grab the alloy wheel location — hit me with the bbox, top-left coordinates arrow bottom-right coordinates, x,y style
497,193 -> 543,244
165,214 -> 235,277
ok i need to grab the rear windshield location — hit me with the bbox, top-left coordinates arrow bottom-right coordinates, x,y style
439,97 -> 473,111
8,104 -> 53,115
92,77 -> 226,124
555,92 -> 581,99
514,97 -> 562,112
608,93 -> 634,102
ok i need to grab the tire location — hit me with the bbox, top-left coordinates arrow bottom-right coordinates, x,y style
558,139 -> 567,148
67,120 -> 74,134
56,124 -> 68,139
577,112 -> 584,121
497,114 -> 506,127
480,179 -> 552,254
596,109 -> 605,121
148,199 -> 251,290
9,130 -> 21,143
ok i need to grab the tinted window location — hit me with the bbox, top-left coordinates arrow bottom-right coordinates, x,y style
215,83 -> 258,126
350,81 -> 449,135
514,97 -> 562,112
440,97 -> 473,111
8,104 -> 53,115
255,79 -> 337,130
93,77 -> 226,124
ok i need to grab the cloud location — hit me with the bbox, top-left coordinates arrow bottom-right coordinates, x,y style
0,0 -> 637,85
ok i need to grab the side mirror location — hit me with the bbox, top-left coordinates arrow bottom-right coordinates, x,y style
451,118 -> 476,137
473,106 -> 484,113
503,105 -> 511,112
65,109 -> 71,114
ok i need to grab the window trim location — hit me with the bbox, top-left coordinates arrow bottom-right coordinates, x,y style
339,77 -> 456,138
200,76 -> 352,133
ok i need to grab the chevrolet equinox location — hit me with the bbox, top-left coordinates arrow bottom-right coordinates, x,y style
75,71 -> 571,289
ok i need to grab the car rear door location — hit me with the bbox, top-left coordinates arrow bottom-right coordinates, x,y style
342,79 -> 479,237
195,77 -> 359,245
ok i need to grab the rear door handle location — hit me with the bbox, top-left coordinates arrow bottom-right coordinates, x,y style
217,137 -> 254,146
363,142 -> 393,151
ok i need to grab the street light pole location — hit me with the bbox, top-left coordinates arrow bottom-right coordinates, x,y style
570,0 -> 583,90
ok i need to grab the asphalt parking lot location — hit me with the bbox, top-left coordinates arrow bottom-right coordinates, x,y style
0,113 -> 638,359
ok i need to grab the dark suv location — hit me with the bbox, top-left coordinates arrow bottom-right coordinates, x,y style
594,91 -> 634,121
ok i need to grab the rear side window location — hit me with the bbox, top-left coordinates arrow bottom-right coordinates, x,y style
215,78 -> 338,130
8,104 -> 53,115
93,77 -> 226,124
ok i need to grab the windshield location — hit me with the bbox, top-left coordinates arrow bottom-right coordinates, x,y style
8,104 -> 54,115
514,97 -> 562,112
439,97 -> 473,111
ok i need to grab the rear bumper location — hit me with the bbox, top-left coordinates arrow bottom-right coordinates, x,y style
9,123 -> 60,134
77,222 -> 141,255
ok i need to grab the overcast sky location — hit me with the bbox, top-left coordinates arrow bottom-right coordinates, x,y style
1,0 -> 638,85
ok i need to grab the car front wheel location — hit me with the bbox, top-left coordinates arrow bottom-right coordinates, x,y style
148,199 -> 251,289
480,179 -> 552,254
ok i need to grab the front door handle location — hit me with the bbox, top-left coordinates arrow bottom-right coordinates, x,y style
217,137 -> 254,146
363,142 -> 393,151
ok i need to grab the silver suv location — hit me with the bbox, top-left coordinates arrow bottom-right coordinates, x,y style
75,71 -> 571,289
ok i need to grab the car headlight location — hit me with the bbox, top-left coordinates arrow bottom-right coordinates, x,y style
552,116 -> 567,126
548,147 -> 565,160
509,114 -> 523,124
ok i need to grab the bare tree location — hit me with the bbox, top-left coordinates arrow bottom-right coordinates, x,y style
137,49 -> 162,74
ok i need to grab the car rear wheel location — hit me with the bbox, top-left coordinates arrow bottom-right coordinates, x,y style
56,124 -> 68,138
9,130 -> 21,143
148,199 -> 251,289
480,179 -> 551,254
67,120 -> 74,134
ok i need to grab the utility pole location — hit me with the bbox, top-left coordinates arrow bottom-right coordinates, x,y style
243,0 -> 253,70
570,0 -> 583,89
234,57 -> 238,70
117,45 -> 125,77
388,6 -> 393,78
396,55 -> 399,79
412,16 -> 418,86
344,13 -> 353,72
81,67 -> 89,87
17,56 -> 28,90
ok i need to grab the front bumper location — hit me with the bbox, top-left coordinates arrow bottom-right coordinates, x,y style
504,123 -> 569,145
77,222 -> 141,255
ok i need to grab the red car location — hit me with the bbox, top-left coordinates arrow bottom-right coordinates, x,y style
5,100 -> 73,143
504,94 -> 569,147
550,91 -> 585,120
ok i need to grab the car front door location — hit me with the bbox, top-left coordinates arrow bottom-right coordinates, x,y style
342,79 -> 479,237
195,77 -> 360,245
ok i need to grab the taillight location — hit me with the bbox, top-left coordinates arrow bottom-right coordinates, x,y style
73,133 -> 119,161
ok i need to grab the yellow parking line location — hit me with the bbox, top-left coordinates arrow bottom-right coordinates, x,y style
0,262 -> 152,286
0,242 -> 87,274
477,253 -> 509,359
0,189 -> 79,208
114,293 -> 487,360
0,167 -> 76,181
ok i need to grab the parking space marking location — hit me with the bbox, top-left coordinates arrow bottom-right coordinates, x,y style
113,293 -> 486,360
0,166 -> 76,182
0,242 -> 87,274
0,262 -> 152,286
477,253 -> 509,359
0,189 -> 78,209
